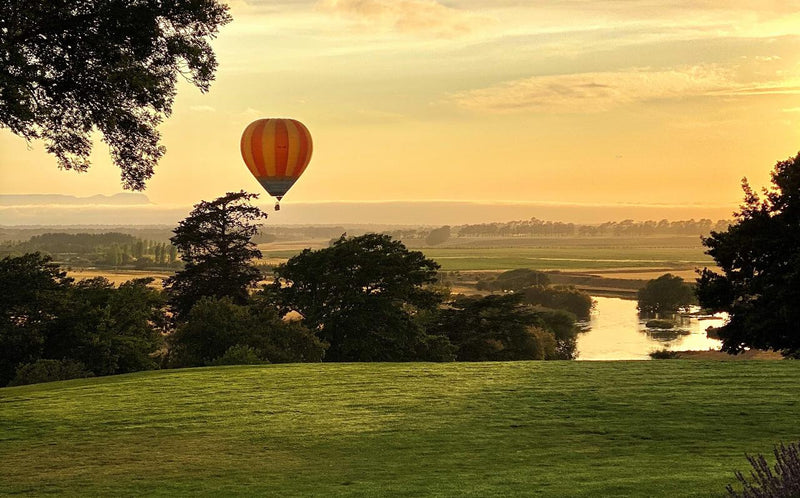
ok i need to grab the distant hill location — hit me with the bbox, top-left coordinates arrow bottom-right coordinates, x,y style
0,193 -> 151,206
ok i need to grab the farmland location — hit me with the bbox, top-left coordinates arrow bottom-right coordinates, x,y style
1,361 -> 796,496
260,235 -> 713,273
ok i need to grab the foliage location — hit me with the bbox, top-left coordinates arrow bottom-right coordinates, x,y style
165,191 -> 268,319
649,349 -> 679,359
727,441 -> 800,497
425,226 -> 451,246
645,319 -> 675,329
0,0 -> 231,190
208,345 -> 267,366
533,307 -> 581,360
1,232 -> 180,268
456,217 -> 730,238
429,294 -> 560,361
479,268 -> 551,292
0,252 -> 73,384
521,285 -> 593,320
8,359 -> 93,386
273,233 -> 446,362
167,296 -> 325,367
697,154 -> 800,357
0,253 -> 165,385
637,273 -> 696,314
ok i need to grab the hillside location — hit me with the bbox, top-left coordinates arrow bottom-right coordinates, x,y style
1,362 -> 797,496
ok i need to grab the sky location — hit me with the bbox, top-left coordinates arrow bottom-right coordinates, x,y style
2,0 -> 800,220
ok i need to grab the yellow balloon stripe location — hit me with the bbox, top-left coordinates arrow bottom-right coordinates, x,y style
285,120 -> 301,177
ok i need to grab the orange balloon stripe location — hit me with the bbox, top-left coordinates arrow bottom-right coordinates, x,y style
296,120 -> 311,176
294,121 -> 311,178
274,120 -> 289,177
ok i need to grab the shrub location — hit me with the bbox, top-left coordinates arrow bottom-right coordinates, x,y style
638,273 -> 696,314
649,349 -> 679,359
521,285 -> 593,320
726,441 -> 800,497
209,345 -> 267,366
9,359 -> 93,386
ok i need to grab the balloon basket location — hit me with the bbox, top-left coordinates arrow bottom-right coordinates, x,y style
274,202 -> 281,211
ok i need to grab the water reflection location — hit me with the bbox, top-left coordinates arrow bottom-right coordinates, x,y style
575,296 -> 725,360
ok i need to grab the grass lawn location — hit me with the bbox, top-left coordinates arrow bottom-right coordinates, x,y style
1,362 -> 796,497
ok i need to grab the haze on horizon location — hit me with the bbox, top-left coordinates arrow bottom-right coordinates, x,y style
2,1 -> 800,211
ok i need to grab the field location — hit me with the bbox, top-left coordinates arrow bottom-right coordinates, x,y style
2,361 -> 797,496
260,236 -> 713,273
66,268 -> 172,287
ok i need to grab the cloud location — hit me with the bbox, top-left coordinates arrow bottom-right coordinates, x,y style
448,66 -> 800,114
189,105 -> 216,112
316,0 -> 486,37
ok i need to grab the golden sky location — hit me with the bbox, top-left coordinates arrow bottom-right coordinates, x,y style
2,0 -> 800,211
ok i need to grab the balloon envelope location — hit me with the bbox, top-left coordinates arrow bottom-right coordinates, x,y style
240,118 -> 313,200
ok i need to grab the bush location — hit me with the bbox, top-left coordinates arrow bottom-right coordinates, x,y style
209,345 -> 267,366
646,319 -> 675,329
649,349 -> 679,359
638,273 -> 696,314
521,285 -> 593,320
9,359 -> 93,386
168,296 -> 326,368
726,441 -> 800,497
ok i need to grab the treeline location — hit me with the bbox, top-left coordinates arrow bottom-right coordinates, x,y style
0,232 -> 180,268
386,218 -> 732,242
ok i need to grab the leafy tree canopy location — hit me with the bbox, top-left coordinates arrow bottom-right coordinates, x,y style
0,0 -> 231,189
168,296 -> 326,368
165,191 -> 267,318
272,233 -> 447,361
637,273 -> 696,315
697,153 -> 800,356
0,253 -> 165,385
428,294 -> 563,361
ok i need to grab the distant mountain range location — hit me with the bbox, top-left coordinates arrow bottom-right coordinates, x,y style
0,193 -> 151,206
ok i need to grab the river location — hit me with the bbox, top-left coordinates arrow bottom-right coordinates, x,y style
575,296 -> 725,360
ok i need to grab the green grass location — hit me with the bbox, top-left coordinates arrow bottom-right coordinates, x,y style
1,362 -> 797,496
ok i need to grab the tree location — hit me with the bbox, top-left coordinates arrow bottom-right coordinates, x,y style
428,294 -> 560,361
521,285 -> 593,320
272,233 -> 448,361
167,296 -> 325,367
0,1 -> 231,190
164,191 -> 268,319
46,277 -> 166,376
697,153 -> 800,356
486,268 -> 551,292
0,253 -> 72,384
425,226 -> 451,246
637,274 -> 696,315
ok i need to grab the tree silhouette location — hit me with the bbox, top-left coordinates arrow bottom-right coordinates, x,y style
165,191 -> 267,319
0,1 -> 231,189
697,153 -> 800,356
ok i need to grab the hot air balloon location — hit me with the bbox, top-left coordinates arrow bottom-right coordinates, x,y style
240,118 -> 313,211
